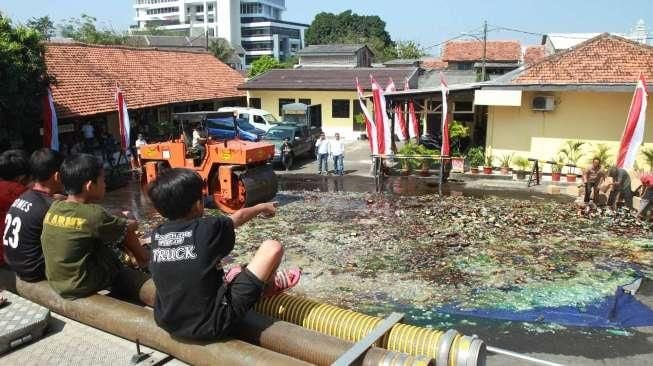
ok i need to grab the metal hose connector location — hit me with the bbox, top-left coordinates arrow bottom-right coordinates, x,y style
256,294 -> 486,366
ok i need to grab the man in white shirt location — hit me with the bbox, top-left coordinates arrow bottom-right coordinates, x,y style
192,126 -> 207,162
81,122 -> 95,153
330,132 -> 345,176
315,132 -> 329,175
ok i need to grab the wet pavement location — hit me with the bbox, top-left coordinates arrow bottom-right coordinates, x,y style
104,175 -> 653,365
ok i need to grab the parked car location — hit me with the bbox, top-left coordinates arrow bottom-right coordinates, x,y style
218,107 -> 280,132
263,124 -> 320,168
205,117 -> 264,142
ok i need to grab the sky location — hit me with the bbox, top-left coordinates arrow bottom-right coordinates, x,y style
2,0 -> 651,54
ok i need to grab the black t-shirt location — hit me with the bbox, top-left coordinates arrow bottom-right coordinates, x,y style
3,190 -> 54,282
149,215 -> 235,339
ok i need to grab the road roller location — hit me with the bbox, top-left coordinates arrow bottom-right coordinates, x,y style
138,112 -> 277,213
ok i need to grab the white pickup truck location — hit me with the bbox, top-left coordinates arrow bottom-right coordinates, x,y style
218,107 -> 280,132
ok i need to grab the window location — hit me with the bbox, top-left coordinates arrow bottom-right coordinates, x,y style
254,115 -> 265,124
456,62 -> 473,71
453,101 -> 474,113
298,98 -> 311,105
332,100 -> 350,118
196,5 -> 203,12
279,98 -> 295,116
238,113 -> 250,120
249,98 -> 262,109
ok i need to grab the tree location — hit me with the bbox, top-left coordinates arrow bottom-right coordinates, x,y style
394,40 -> 427,59
305,10 -> 395,61
209,38 -> 236,63
26,16 -> 55,40
0,13 -> 51,149
248,55 -> 281,78
59,14 -> 126,45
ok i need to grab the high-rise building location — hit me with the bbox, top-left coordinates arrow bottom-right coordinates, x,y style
132,0 -> 307,66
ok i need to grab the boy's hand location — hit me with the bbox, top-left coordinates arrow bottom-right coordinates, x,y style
258,202 -> 278,218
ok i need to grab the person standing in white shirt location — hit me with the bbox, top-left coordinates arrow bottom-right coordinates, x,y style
315,132 -> 329,174
330,133 -> 345,176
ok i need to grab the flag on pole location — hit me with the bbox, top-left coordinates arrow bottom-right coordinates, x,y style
617,74 -> 648,169
115,86 -> 131,151
371,76 -> 392,155
386,79 -> 408,141
42,89 -> 59,151
440,72 -> 451,156
355,77 -> 378,155
405,79 -> 420,140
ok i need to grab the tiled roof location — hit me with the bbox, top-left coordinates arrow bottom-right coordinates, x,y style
420,57 -> 448,70
442,40 -> 521,62
239,68 -> 418,91
45,43 -> 245,118
523,46 -> 546,65
514,34 -> 653,84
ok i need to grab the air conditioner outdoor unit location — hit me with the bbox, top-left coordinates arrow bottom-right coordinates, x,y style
531,96 -> 555,111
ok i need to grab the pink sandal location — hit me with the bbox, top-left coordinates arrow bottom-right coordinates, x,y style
262,267 -> 301,298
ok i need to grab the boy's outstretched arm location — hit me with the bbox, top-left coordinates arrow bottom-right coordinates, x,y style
230,202 -> 277,228
123,220 -> 150,268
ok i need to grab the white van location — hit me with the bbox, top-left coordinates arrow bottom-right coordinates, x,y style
218,107 -> 280,132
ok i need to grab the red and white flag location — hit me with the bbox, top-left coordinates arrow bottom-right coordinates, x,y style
355,78 -> 378,155
386,79 -> 408,141
440,72 -> 451,156
371,76 -> 392,155
115,87 -> 131,151
405,79 -> 420,140
42,89 -> 59,150
617,74 -> 648,169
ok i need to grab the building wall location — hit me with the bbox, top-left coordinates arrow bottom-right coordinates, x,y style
247,89 -> 366,140
486,90 -> 653,171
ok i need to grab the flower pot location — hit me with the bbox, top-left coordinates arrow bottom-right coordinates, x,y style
566,174 -> 577,183
451,157 -> 465,173
500,167 -> 510,175
551,172 -> 561,182
420,160 -> 431,176
470,167 -> 479,174
483,167 -> 493,175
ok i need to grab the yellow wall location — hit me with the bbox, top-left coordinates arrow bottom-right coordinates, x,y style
487,91 -> 653,171
246,90 -> 364,139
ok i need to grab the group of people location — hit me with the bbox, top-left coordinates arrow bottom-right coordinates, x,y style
315,132 -> 345,176
582,157 -> 652,219
0,148 -> 300,341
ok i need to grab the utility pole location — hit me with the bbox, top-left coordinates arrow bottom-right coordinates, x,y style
482,20 -> 487,82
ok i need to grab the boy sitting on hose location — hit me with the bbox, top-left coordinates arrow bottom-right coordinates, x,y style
146,168 -> 300,340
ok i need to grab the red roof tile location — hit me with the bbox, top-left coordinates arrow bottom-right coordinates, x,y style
442,40 -> 521,62
421,57 -> 448,70
523,45 -> 545,65
514,34 -> 653,84
45,43 -> 245,118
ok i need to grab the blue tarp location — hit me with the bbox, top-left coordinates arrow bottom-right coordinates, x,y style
440,281 -> 653,328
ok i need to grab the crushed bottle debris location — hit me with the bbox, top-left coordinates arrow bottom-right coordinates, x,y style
135,190 -> 652,330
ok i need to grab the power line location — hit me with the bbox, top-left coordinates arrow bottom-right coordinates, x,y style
422,25 -> 485,50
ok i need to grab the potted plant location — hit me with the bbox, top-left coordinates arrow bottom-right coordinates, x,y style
559,140 -> 585,183
397,142 -> 420,175
551,155 -> 564,182
590,143 -> 612,169
466,147 -> 484,174
483,148 -> 494,175
449,121 -> 470,172
354,113 -> 367,140
499,153 -> 514,175
642,146 -> 653,172
417,145 -> 438,176
513,156 -> 530,180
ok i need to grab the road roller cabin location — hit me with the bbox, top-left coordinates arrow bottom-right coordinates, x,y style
139,112 -> 277,213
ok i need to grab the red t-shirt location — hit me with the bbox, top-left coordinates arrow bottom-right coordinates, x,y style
0,181 -> 28,265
